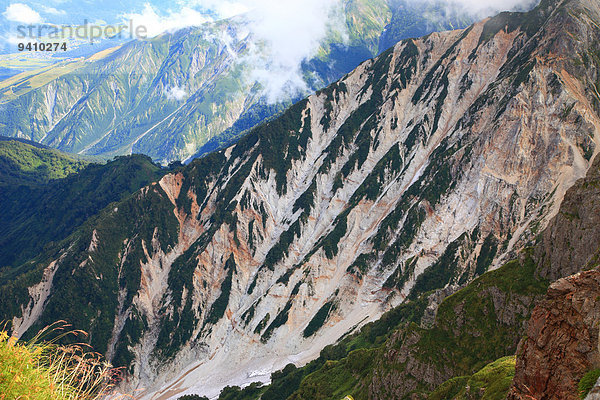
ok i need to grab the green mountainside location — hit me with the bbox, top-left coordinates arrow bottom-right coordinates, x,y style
378,0 -> 473,51
0,137 -> 88,185
0,150 -> 167,271
428,356 -> 516,400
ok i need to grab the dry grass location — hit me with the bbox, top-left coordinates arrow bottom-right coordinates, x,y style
0,321 -> 121,400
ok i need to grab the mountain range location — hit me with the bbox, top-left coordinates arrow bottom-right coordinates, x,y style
1,0 -> 600,398
0,0 -> 473,164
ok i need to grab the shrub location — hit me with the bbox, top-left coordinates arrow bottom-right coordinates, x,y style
178,395 -> 209,400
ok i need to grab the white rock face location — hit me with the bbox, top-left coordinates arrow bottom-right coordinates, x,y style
9,2 -> 600,399
11,260 -> 59,339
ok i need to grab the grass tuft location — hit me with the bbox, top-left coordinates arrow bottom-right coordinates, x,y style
0,321 -> 119,400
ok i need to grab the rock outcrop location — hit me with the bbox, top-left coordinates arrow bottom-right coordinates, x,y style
508,270 -> 600,400
535,155 -> 600,281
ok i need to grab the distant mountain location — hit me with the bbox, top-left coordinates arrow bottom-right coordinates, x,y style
0,0 -> 475,164
379,0 -> 473,51
1,0 -> 598,399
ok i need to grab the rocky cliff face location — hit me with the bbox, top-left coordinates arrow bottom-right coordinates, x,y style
263,139 -> 600,400
535,155 -> 600,281
508,270 -> 600,400
2,0 -> 600,398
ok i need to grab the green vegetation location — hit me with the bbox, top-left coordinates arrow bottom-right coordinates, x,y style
408,233 -> 467,299
475,234 -> 499,276
217,383 -> 266,400
407,253 -> 547,376
206,256 -> 236,325
0,156 -> 179,368
429,356 -> 516,400
262,301 -> 294,342
0,323 -> 115,400
351,144 -> 403,202
264,220 -> 302,270
0,153 -> 165,269
303,301 -> 338,338
254,314 -> 270,335
256,99 -> 312,195
0,137 -> 88,186
178,395 -> 209,400
288,348 -> 376,400
321,216 -> 348,259
579,368 -> 600,399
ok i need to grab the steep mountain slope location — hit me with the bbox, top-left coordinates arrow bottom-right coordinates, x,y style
273,254 -> 547,400
230,122 -> 600,400
0,0 -> 474,164
1,0 -> 599,398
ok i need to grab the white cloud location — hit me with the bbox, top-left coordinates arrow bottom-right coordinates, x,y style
123,3 -> 212,37
250,0 -> 345,101
3,3 -> 44,24
41,6 -> 66,16
452,0 -> 537,13
127,0 -> 537,103
411,0 -> 539,20
186,0 -> 251,19
0,32 -> 24,48
217,2 -> 251,19
165,86 -> 187,101
201,0 -> 344,102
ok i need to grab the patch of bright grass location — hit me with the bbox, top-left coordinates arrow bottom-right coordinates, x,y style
428,356 -> 516,400
579,368 -> 600,399
0,322 -> 116,400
